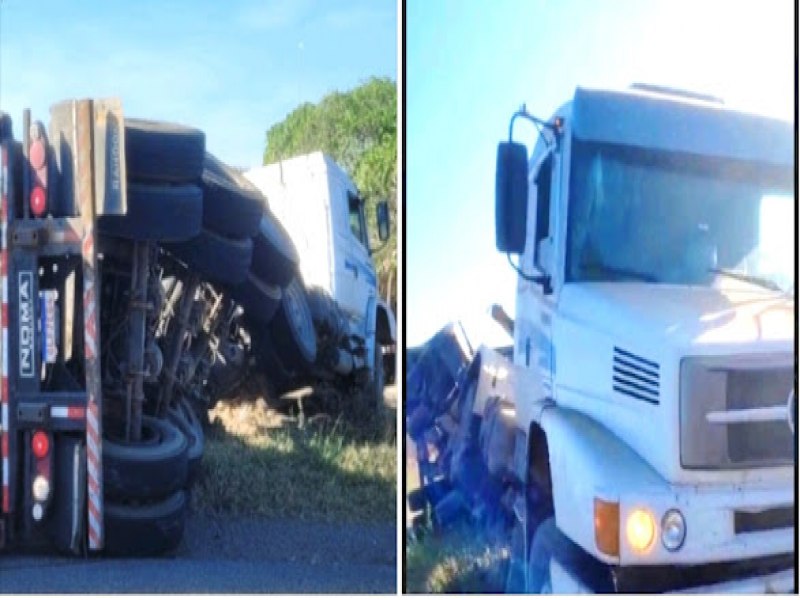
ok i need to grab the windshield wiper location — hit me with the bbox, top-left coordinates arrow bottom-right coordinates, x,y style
709,268 -> 784,293
580,261 -> 659,283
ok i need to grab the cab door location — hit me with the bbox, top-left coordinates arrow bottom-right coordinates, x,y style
514,149 -> 559,395
332,174 -> 375,328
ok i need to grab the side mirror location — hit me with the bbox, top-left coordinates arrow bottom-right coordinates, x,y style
376,200 -> 390,242
495,142 -> 528,253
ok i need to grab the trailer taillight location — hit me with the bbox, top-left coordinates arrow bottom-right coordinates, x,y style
30,186 -> 46,217
28,122 -> 48,217
31,430 -> 49,459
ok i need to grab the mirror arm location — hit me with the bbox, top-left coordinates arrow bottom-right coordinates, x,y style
506,253 -> 552,294
509,105 -> 563,151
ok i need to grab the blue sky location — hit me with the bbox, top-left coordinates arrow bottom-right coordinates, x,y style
406,0 -> 794,347
0,0 -> 396,168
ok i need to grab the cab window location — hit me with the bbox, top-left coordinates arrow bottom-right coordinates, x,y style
534,154 -> 553,268
348,192 -> 367,247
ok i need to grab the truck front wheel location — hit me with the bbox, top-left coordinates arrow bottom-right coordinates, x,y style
504,519 -> 526,593
269,277 -> 317,369
526,516 -> 601,593
526,516 -> 558,592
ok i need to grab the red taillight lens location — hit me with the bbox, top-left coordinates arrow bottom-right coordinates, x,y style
29,139 -> 46,170
30,186 -> 46,217
32,430 -> 49,459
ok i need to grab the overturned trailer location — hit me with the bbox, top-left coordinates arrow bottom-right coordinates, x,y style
0,97 -> 389,556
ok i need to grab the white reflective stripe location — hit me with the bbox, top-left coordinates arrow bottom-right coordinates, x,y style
86,436 -> 99,464
87,465 -> 99,486
84,333 -> 97,359
86,402 -> 98,424
51,406 -> 69,419
88,510 -> 101,537
1,275 -> 6,304
1,404 -> 6,430
706,406 -> 786,424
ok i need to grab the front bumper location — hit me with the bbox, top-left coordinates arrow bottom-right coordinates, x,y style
671,567 -> 794,594
551,559 -> 795,594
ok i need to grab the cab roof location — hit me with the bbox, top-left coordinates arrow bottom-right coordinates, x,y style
537,85 -> 792,167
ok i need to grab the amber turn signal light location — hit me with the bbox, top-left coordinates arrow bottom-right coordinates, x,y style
594,497 -> 620,557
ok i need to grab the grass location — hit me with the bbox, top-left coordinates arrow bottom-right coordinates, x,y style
191,393 -> 397,523
405,524 -> 508,593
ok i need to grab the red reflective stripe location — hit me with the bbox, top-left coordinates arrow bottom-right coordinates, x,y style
88,497 -> 101,522
68,406 -> 85,420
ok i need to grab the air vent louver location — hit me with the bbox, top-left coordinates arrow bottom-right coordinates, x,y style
612,347 -> 660,404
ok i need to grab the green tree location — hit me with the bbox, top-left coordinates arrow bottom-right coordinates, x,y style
263,77 -> 397,314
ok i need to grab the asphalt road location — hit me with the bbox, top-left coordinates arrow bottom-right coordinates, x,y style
0,516 -> 396,593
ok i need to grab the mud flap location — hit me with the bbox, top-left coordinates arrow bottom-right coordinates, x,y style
50,435 -> 86,555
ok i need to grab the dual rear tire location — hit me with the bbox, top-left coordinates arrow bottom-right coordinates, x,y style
102,415 -> 190,556
99,120 -> 206,557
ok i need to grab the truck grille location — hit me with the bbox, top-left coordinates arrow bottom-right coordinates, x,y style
680,355 -> 795,469
726,367 -> 794,464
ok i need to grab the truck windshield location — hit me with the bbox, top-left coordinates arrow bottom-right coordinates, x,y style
566,139 -> 794,293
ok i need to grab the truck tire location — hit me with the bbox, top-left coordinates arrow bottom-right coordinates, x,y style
166,229 -> 252,286
231,272 -> 282,324
201,153 -> 263,238
269,277 -> 317,369
104,490 -> 187,556
125,119 -> 205,183
97,183 -> 202,242
167,398 -> 204,485
369,342 -> 386,418
526,516 -> 583,593
504,519 -> 526,593
103,416 -> 188,501
250,211 -> 299,288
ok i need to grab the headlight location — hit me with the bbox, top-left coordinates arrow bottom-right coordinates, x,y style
661,509 -> 686,551
626,508 -> 656,553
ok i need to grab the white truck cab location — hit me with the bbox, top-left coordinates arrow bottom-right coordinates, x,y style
245,152 -> 396,386
460,84 -> 794,592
